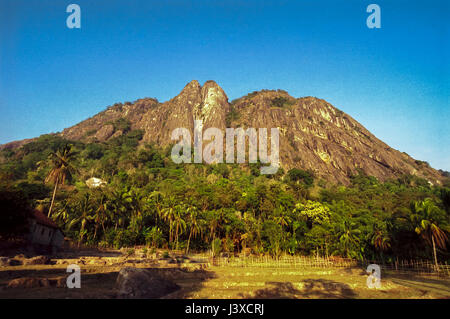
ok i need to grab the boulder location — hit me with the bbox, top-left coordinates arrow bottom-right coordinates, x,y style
0,257 -> 22,266
7,277 -> 51,288
0,257 -> 10,266
94,124 -> 115,141
23,255 -> 50,265
116,267 -> 180,299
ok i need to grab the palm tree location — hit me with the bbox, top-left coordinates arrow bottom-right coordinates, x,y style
92,192 -> 108,240
161,196 -> 177,248
43,144 -> 76,217
207,210 -> 220,242
335,217 -> 361,258
173,203 -> 187,251
108,188 -> 131,230
67,192 -> 95,247
149,191 -> 164,223
185,204 -> 202,254
413,198 -> 448,270
371,229 -> 391,262
127,188 -> 145,233
273,206 -> 291,231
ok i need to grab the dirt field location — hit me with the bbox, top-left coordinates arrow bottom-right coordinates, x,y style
0,250 -> 449,299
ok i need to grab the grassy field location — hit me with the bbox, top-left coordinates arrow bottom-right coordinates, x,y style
168,266 -> 450,299
0,251 -> 449,299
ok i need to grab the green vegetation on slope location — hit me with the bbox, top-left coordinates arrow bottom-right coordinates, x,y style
0,133 -> 449,265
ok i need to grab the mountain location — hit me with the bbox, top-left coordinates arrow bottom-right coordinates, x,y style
1,80 -> 445,185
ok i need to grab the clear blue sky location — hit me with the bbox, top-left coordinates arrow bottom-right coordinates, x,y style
1,0 -> 449,170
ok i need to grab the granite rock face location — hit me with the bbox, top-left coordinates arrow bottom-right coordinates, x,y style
115,267 -> 180,299
2,80 -> 445,185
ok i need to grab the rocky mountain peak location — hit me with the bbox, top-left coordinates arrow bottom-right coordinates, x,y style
2,81 -> 446,185
196,80 -> 229,127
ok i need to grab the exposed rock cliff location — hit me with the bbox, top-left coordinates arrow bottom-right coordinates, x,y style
2,80 -> 445,185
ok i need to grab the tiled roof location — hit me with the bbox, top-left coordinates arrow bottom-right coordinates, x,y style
32,210 -> 59,229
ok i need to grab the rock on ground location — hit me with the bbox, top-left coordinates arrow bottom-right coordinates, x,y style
7,277 -> 66,288
22,255 -> 50,265
115,267 -> 180,299
0,257 -> 22,266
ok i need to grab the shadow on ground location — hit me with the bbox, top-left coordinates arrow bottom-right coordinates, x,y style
382,271 -> 450,297
239,279 -> 357,299
0,266 -> 216,299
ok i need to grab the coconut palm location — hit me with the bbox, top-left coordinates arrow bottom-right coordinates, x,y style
149,190 -> 164,223
273,206 -> 291,230
371,229 -> 391,262
207,210 -> 220,242
92,192 -> 108,240
43,144 -> 76,217
67,192 -> 95,247
161,196 -> 177,248
335,217 -> 361,258
413,198 -> 448,270
185,204 -> 202,254
127,188 -> 145,233
108,188 -> 131,231
173,203 -> 187,251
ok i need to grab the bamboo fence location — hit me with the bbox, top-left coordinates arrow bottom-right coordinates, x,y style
205,255 -> 450,277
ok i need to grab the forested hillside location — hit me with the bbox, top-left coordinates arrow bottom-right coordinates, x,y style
1,132 -> 449,263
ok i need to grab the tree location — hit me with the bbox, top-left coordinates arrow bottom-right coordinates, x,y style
294,200 -> 331,226
161,196 -> 177,248
149,190 -> 164,223
107,188 -> 131,231
173,203 -> 187,250
67,192 -> 95,247
0,188 -> 33,239
43,144 -> 76,217
413,198 -> 449,270
334,217 -> 361,259
273,206 -> 291,230
92,191 -> 108,240
371,228 -> 391,262
207,210 -> 220,242
286,168 -> 314,187
185,204 -> 202,254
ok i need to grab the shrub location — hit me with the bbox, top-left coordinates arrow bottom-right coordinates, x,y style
225,106 -> 240,126
0,188 -> 33,239
211,238 -> 222,257
84,143 -> 104,160
271,96 -> 295,108
114,118 -> 131,133
287,168 -> 314,187
85,129 -> 97,137
126,248 -> 135,257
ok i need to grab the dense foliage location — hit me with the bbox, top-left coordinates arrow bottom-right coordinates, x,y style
0,133 -> 449,263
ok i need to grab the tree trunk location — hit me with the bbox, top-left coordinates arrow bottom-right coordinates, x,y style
175,223 -> 179,251
78,219 -> 86,248
169,223 -> 173,250
432,235 -> 439,271
48,179 -> 59,217
186,229 -> 192,254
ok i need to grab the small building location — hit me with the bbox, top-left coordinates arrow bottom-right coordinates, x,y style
28,210 -> 64,252
86,177 -> 107,188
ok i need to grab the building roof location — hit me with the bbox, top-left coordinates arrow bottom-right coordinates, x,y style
32,210 -> 59,229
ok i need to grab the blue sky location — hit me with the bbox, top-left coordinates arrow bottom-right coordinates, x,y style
1,0 -> 449,170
